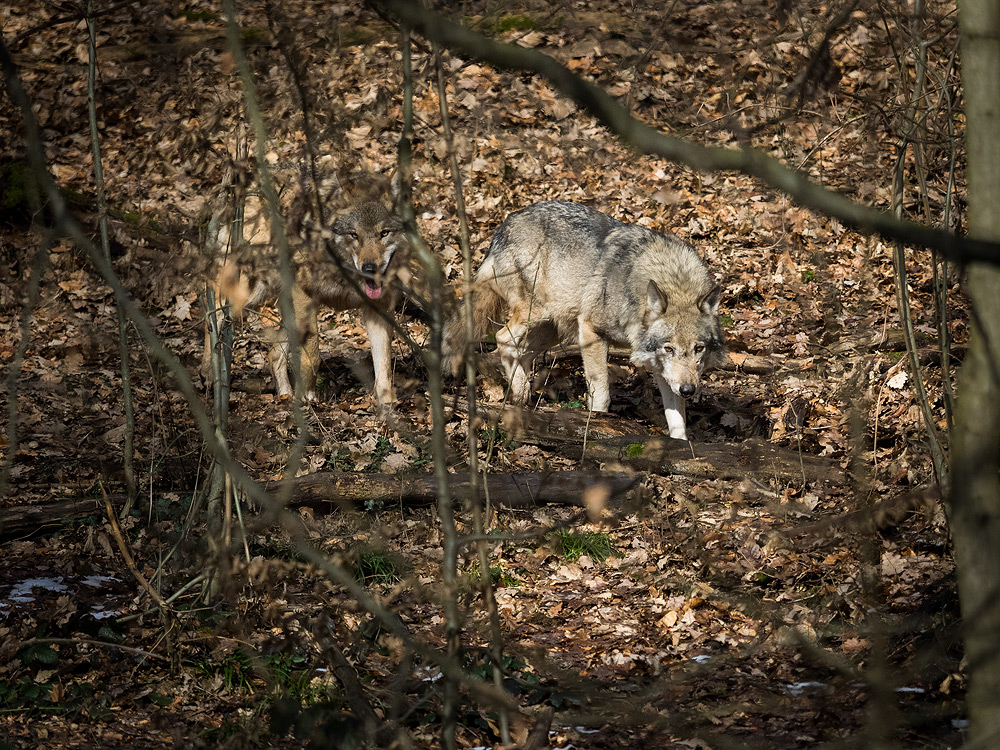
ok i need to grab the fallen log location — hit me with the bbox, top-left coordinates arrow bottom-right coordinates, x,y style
0,471 -> 639,540
0,496 -> 105,540
456,402 -> 841,484
453,399 -> 654,445
579,437 -> 841,484
475,346 -> 795,376
278,470 -> 638,510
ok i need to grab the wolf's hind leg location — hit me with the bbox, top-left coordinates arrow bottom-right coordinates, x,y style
496,316 -> 532,403
268,339 -> 294,398
653,372 -> 688,440
294,288 -> 320,402
362,307 -> 395,409
578,317 -> 610,412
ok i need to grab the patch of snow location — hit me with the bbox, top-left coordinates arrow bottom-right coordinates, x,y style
81,575 -> 119,587
90,606 -> 121,620
785,681 -> 826,695
8,577 -> 69,603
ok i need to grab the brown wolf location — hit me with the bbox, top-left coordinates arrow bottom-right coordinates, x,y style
202,192 -> 408,409
447,201 -> 726,439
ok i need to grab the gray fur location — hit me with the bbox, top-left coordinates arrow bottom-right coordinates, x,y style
455,201 -> 726,439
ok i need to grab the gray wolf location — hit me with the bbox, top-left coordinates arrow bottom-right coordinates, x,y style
202,191 -> 408,409
448,201 -> 726,439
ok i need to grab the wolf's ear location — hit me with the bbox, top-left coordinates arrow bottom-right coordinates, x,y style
698,285 -> 722,316
647,280 -> 668,316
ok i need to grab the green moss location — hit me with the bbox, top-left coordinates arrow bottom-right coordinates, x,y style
240,27 -> 267,45
496,14 -> 537,31
118,210 -> 162,234
123,44 -> 146,61
0,161 -> 41,216
471,12 -> 559,35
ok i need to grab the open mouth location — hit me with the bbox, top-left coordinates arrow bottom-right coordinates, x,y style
365,280 -> 383,300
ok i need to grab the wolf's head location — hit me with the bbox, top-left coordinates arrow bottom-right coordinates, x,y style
631,280 -> 725,398
331,201 -> 405,300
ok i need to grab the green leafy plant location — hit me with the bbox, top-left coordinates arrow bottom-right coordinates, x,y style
552,530 -> 618,562
625,442 -> 645,458
2,646 -> 97,716
363,437 -> 394,474
19,643 -> 58,666
190,647 -> 324,701
0,677 -> 54,710
354,548 -> 406,586
467,562 -> 519,588
190,648 -> 258,692
327,447 -> 356,472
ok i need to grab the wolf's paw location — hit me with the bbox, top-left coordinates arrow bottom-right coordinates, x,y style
499,404 -> 527,439
198,365 -> 214,391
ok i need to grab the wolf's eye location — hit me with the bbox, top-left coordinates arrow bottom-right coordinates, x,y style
694,344 -> 705,354
663,345 -> 674,356
380,229 -> 392,238
347,231 -> 358,240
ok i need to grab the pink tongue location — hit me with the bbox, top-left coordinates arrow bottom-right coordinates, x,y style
365,282 -> 382,300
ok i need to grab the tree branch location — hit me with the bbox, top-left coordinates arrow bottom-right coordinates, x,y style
373,0 -> 999,265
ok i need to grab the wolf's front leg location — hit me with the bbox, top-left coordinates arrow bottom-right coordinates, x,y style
652,372 -> 688,440
578,317 -> 610,411
362,308 -> 395,409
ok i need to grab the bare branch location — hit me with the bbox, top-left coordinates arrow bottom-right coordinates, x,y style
373,0 -> 1000,265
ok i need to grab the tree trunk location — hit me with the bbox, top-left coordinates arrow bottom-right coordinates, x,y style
952,0 -> 1000,742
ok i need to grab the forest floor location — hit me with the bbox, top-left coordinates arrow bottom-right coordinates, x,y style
0,0 -> 966,747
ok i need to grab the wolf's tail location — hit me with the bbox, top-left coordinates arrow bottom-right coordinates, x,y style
443,262 -> 505,377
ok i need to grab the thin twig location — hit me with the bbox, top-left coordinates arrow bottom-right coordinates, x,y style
433,43 -> 512,748
397,26 -> 460,750
101,484 -> 171,615
87,0 -> 137,515
18,638 -> 169,663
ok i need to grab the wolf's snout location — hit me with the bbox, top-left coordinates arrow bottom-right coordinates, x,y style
679,384 -> 696,397
360,262 -> 383,299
